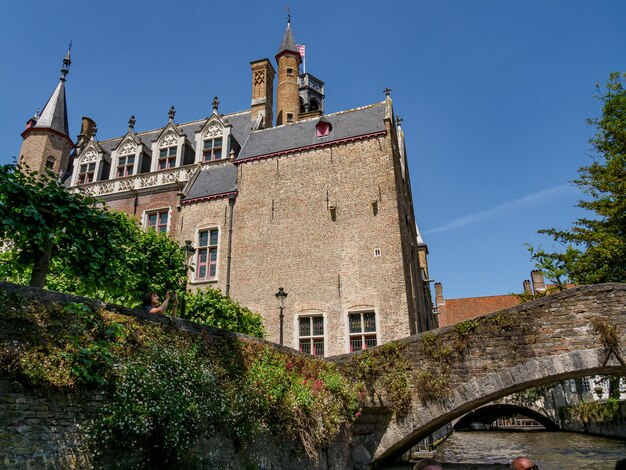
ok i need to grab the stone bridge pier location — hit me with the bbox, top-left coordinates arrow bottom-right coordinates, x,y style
332,283 -> 626,469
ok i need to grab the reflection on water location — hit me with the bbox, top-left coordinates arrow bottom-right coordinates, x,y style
435,431 -> 625,470
383,431 -> 626,469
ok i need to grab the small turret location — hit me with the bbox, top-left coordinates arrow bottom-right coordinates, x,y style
275,19 -> 301,126
19,45 -> 74,174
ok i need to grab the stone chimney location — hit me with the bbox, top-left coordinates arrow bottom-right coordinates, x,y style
76,116 -> 97,151
434,282 -> 444,306
523,279 -> 532,295
531,270 -> 546,293
250,59 -> 275,129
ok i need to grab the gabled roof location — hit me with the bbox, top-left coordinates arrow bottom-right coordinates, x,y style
235,102 -> 387,163
182,163 -> 238,203
96,110 -> 252,155
34,79 -> 69,137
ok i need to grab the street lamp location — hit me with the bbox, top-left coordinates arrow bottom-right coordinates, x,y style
275,287 -> 288,346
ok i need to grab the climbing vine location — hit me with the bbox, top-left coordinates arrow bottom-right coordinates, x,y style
346,341 -> 412,415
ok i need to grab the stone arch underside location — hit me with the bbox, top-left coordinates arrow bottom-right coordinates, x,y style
339,283 -> 626,467
454,403 -> 560,431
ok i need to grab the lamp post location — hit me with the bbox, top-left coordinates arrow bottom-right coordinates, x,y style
275,287 -> 288,346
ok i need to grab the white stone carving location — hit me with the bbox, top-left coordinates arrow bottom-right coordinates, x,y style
161,132 -> 178,147
120,141 -> 137,155
204,121 -> 223,138
140,174 -> 158,187
75,165 -> 197,196
81,150 -> 98,163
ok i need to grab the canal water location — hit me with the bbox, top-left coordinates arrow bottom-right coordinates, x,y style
384,431 -> 625,469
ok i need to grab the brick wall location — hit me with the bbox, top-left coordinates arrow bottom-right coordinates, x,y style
230,133 -> 413,356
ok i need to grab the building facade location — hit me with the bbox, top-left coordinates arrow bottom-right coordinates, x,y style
17,23 -> 436,356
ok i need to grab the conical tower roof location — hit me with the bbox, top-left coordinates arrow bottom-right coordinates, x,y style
276,21 -> 299,58
34,79 -> 69,137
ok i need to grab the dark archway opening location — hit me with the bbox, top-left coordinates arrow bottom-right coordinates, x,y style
454,404 -> 559,431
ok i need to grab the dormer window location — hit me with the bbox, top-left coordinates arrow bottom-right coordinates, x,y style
158,146 -> 177,170
117,155 -> 134,177
316,121 -> 332,137
78,162 -> 96,183
203,137 -> 223,161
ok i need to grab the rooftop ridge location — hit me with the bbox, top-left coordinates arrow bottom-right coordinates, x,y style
247,101 -> 387,135
95,109 -> 252,145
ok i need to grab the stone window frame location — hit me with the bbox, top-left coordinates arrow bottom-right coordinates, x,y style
202,137 -> 223,162
45,156 -> 56,169
195,116 -> 231,164
116,154 -> 135,178
194,226 -> 220,282
297,313 -> 325,357
78,162 -> 96,184
348,310 -> 378,352
158,146 -> 177,170
143,207 -> 171,234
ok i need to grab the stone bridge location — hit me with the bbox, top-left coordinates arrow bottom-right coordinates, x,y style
453,403 -> 560,431
332,283 -> 626,468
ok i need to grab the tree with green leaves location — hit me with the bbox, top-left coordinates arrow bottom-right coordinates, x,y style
530,73 -> 626,285
0,163 -> 187,305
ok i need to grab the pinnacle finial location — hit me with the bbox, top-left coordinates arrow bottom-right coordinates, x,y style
168,106 -> 176,121
60,41 -> 72,80
129,115 -> 136,130
286,6 -> 292,27
396,116 -> 403,126
33,107 -> 40,119
212,96 -> 219,112
384,88 -> 392,97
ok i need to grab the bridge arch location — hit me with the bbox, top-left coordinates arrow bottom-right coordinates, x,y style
335,283 -> 626,469
454,403 -> 559,431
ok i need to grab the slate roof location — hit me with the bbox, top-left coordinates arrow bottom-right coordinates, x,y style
34,79 -> 69,137
235,102 -> 387,162
182,164 -> 237,202
277,24 -> 298,55
96,110 -> 252,155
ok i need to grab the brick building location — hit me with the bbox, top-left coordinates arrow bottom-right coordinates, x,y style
16,22 -> 436,356
436,270 -> 575,327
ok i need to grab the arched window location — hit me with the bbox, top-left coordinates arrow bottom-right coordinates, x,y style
46,156 -> 55,169
309,98 -> 319,111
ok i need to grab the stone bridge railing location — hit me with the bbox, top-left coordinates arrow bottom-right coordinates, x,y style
332,283 -> 626,468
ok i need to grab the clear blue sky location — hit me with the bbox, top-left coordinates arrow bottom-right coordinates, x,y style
2,1 -> 624,299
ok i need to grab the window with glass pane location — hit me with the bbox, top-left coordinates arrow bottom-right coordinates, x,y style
203,137 -> 223,161
78,162 -> 96,183
158,146 -> 177,169
117,155 -> 134,177
349,311 -> 377,352
196,228 -> 219,280
298,316 -> 324,357
146,210 -> 168,233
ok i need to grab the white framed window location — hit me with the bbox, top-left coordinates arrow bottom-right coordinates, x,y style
299,315 -> 325,357
349,311 -> 377,352
196,228 -> 219,280
117,155 -> 135,177
78,162 -> 96,183
158,146 -> 177,170
145,209 -> 169,233
203,137 -> 223,161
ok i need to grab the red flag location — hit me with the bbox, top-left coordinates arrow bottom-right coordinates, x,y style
297,44 -> 306,60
